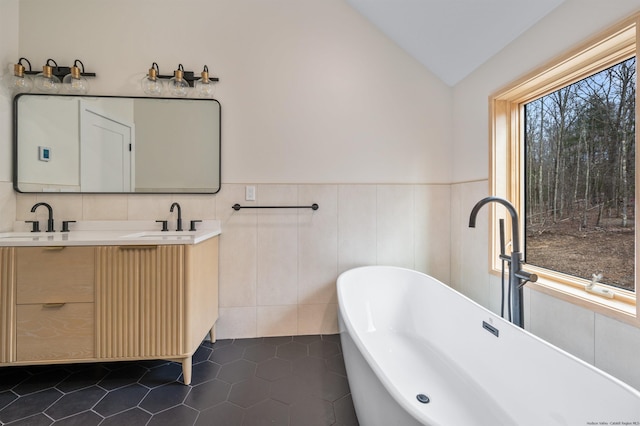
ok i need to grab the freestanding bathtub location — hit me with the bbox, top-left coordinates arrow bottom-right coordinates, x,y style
337,266 -> 640,426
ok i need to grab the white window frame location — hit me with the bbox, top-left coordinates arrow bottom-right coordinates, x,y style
490,14 -> 639,327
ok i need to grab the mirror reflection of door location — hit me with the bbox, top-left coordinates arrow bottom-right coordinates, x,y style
80,104 -> 134,192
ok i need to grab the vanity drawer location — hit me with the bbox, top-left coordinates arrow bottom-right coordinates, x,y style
16,303 -> 95,361
16,247 -> 95,304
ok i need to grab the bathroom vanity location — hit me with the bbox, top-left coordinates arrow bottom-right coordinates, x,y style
0,221 -> 220,385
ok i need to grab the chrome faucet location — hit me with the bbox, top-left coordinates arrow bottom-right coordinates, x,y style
170,202 -> 183,231
468,196 -> 537,328
31,202 -> 55,232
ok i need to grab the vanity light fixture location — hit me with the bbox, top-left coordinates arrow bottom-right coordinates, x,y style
144,62 -> 219,97
6,58 -> 96,94
62,60 -> 89,94
168,64 -> 190,97
141,62 -> 163,96
4,58 -> 33,93
33,59 -> 61,93
194,65 -> 217,98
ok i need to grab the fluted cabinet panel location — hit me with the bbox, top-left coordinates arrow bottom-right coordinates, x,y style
140,245 -> 184,357
0,248 -> 15,363
96,245 -> 184,359
96,246 -> 141,358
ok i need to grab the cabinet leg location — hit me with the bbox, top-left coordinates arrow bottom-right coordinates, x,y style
182,357 -> 192,385
209,324 -> 216,343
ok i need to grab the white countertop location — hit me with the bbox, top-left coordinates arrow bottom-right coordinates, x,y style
0,220 -> 221,247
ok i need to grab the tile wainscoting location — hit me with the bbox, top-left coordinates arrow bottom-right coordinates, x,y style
13,183 -> 451,340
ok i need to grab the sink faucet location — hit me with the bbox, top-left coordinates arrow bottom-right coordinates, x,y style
170,202 -> 183,231
31,202 -> 55,232
468,196 -> 537,328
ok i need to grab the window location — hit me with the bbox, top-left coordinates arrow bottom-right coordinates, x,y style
490,15 -> 639,326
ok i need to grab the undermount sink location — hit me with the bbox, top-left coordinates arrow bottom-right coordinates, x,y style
120,231 -> 197,239
0,232 -> 50,240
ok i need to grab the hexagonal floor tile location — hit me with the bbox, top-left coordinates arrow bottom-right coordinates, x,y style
217,359 -> 256,384
0,388 -> 62,424
309,340 -> 341,359
270,375 -> 314,405
256,358 -> 291,382
292,356 -> 328,381
228,378 -> 270,408
276,342 -> 308,360
242,399 -> 289,426
308,372 -> 350,402
139,382 -> 191,414
0,335 -> 358,426
290,397 -> 336,426
99,407 -> 151,426
93,384 -> 148,417
44,386 -> 105,420
195,402 -> 244,426
184,379 -> 231,411
243,344 -> 276,363
210,344 -> 245,364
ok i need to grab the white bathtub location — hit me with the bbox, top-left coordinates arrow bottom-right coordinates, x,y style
337,266 -> 640,426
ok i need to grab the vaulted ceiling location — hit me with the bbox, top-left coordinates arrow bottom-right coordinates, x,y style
346,0 -> 566,86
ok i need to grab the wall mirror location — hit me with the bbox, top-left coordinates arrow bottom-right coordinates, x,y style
13,94 -> 221,194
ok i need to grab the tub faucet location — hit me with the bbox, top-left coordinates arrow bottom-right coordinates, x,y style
468,196 -> 537,328
31,202 -> 55,232
170,202 -> 183,231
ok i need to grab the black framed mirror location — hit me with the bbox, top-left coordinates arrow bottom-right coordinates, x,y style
13,94 -> 221,194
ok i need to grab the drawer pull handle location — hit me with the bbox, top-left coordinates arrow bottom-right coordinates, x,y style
43,303 -> 66,308
43,246 -> 65,251
118,245 -> 158,250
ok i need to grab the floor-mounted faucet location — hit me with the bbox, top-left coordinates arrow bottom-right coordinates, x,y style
468,196 -> 537,328
30,202 -> 55,232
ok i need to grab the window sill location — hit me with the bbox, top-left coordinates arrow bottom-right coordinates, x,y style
524,272 -> 638,327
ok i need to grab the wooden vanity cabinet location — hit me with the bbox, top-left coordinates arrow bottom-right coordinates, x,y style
0,248 -> 15,364
15,247 -> 95,362
0,237 -> 219,385
96,237 -> 219,384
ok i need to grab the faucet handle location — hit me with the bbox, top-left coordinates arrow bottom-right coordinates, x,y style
156,220 -> 169,232
189,220 -> 202,231
25,220 -> 40,233
61,220 -> 76,233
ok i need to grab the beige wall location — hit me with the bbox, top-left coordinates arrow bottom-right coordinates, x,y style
16,0 -> 452,185
4,0 -> 452,339
0,0 -> 18,230
450,0 -> 640,390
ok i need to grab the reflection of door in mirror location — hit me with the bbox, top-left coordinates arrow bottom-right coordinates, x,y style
80,102 -> 134,192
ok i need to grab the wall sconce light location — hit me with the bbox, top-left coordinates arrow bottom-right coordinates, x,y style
168,64 -> 190,97
142,62 -> 219,97
62,60 -> 90,94
194,65 -> 216,98
4,58 -> 96,94
33,59 -> 61,93
4,57 -> 33,93
141,62 -> 163,96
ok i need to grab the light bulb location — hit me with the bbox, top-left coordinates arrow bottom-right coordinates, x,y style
194,65 -> 216,98
168,66 -> 189,97
5,63 -> 33,93
63,65 -> 89,94
141,63 -> 163,96
33,62 -> 60,93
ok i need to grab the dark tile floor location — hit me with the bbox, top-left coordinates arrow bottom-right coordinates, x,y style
0,334 -> 359,426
